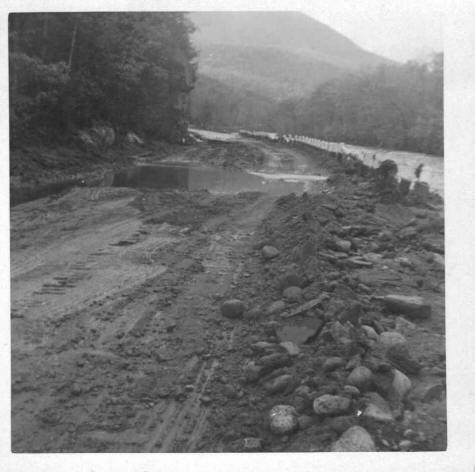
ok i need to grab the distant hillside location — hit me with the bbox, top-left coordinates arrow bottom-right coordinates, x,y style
195,44 -> 345,100
189,11 -> 392,100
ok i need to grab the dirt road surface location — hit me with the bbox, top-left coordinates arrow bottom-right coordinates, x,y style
11,137 -> 445,452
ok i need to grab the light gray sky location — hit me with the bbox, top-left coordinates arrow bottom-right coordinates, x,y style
303,0 -> 443,62
4,0 -> 444,62
182,0 -> 444,63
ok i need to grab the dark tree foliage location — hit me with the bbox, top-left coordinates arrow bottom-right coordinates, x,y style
190,74 -> 276,131
9,12 -> 197,146
272,54 -> 443,156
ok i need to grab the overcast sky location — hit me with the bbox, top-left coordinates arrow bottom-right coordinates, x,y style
302,0 -> 443,62
180,0 -> 444,63
4,0 -> 444,62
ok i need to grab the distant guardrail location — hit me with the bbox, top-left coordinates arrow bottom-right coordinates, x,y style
239,129 -> 443,196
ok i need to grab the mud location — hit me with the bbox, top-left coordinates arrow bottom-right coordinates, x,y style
11,137 -> 445,452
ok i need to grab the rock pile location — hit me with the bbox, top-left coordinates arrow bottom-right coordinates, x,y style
211,168 -> 445,453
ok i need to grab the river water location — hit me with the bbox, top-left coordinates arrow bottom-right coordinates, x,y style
342,144 -> 444,196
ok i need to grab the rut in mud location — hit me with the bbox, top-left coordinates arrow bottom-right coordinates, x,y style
11,137 -> 445,452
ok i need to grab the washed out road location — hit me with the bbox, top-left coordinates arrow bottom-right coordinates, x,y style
11,136 -> 445,452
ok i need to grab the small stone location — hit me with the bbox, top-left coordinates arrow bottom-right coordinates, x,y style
395,256 -> 414,269
331,426 -> 376,452
264,374 -> 294,394
294,385 -> 312,398
201,395 -> 212,404
363,392 -> 394,422
399,439 -> 412,451
346,257 -> 373,268
297,415 -> 313,430
383,294 -> 431,319
347,366 -> 373,391
345,355 -> 362,371
386,344 -> 421,375
398,227 -> 418,239
379,331 -> 407,348
280,341 -> 300,356
412,382 -> 445,402
221,299 -> 245,319
343,385 -> 360,397
329,321 -> 352,344
243,361 -> 261,383
335,239 -> 352,253
362,325 -> 379,341
323,356 -> 345,372
269,405 -> 299,435
276,322 -> 320,344
251,341 -> 275,352
313,394 -> 351,416
392,369 -> 412,400
283,286 -> 303,302
358,283 -> 372,294
267,300 -> 286,315
278,272 -> 304,290
262,245 -> 280,260
243,307 -> 264,320
258,353 -> 292,375
329,415 -> 357,434
243,437 -> 262,451
394,316 -> 416,334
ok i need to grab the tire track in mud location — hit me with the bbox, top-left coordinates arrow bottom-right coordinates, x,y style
138,199 -> 272,452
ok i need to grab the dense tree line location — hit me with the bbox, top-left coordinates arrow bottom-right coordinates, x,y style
191,54 -> 443,156
9,12 -> 196,146
190,74 -> 276,131
273,54 -> 443,155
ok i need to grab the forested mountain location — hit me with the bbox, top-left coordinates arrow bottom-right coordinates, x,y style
9,12 -> 196,146
272,54 -> 444,155
190,11 -> 388,73
189,11 -> 390,133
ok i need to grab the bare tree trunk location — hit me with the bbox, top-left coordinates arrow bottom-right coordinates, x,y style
68,23 -> 77,69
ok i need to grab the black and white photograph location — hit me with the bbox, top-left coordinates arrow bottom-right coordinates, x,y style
3,0 -> 473,465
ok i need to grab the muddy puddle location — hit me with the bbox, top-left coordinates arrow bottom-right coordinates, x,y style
11,163 -> 328,207
107,163 -> 327,195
